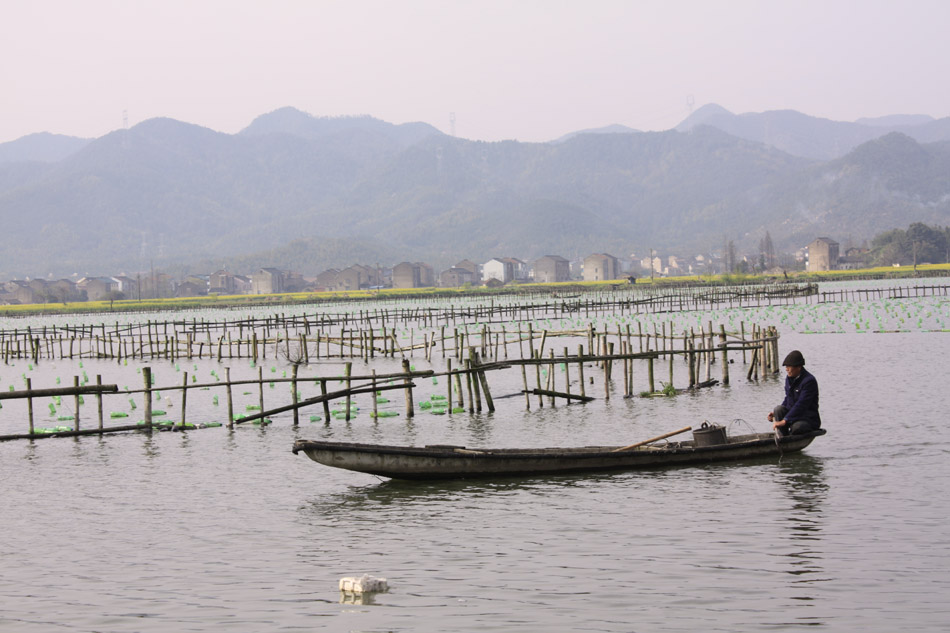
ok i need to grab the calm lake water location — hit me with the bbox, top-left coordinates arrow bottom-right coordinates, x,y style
2,304 -> 949,631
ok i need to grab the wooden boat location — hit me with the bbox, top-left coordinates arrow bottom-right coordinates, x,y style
291,428 -> 826,480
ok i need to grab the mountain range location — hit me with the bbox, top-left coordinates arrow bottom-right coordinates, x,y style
1,105 -> 948,279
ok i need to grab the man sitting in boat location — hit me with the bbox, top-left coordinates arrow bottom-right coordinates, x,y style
768,350 -> 821,435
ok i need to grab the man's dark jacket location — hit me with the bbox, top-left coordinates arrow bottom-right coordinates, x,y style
782,367 -> 821,427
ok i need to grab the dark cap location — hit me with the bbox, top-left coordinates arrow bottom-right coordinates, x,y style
782,350 -> 805,366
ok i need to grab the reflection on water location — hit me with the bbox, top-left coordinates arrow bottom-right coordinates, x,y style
141,433 -> 161,459
776,454 -> 829,611
465,413 -> 494,445
339,590 -> 380,605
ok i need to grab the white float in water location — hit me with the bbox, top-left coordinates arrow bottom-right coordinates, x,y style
339,574 -> 388,594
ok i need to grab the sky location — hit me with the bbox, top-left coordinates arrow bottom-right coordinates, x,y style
2,0 -> 948,145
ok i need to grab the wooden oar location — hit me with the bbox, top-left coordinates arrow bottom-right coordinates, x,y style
611,426 -> 692,452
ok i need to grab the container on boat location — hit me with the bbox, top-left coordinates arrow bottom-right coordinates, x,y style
693,422 -> 727,447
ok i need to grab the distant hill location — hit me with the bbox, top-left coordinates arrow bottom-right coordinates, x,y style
713,132 -> 950,249
855,114 -> 934,128
1,108 -> 948,279
0,132 -> 91,163
677,104 -> 950,160
240,107 -> 442,147
551,124 -> 640,144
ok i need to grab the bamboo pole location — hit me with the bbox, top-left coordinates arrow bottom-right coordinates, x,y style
475,353 -> 495,413
647,354 -> 655,394
225,367 -> 234,429
719,325 -> 730,385
344,362 -> 353,422
258,366 -> 264,416
143,367 -> 153,430
612,426 -> 692,452
577,344 -> 587,398
445,361 -> 453,413
402,359 -> 415,418
96,375 -> 104,430
372,369 -> 379,419
179,372 -> 188,429
291,364 -> 299,426
320,379 -> 331,423
26,377 -> 34,435
73,376 -> 81,431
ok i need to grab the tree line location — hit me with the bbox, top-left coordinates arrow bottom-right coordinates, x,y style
868,223 -> 950,267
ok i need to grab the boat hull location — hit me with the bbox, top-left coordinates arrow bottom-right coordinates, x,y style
291,430 -> 825,480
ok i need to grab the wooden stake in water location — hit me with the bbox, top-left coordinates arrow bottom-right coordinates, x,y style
475,353 -> 495,413
372,369 -> 379,419
563,347 -> 572,400
647,354 -> 655,394
719,325 -> 730,385
143,367 -> 153,430
258,366 -> 264,415
180,372 -> 188,429
225,367 -> 234,429
446,360 -> 453,412
577,344 -> 587,398
320,378 -> 331,423
291,364 -> 299,426
521,363 -> 531,410
402,359 -> 415,418
72,376 -> 81,431
26,377 -> 34,435
344,362 -> 352,422
96,375 -> 104,430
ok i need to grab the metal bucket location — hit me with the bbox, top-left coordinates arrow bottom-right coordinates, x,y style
693,422 -> 727,447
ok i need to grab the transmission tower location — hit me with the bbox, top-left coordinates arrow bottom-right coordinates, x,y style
449,112 -> 456,137
685,95 -> 695,133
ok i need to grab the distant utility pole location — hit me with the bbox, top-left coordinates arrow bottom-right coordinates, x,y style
685,95 -> 695,133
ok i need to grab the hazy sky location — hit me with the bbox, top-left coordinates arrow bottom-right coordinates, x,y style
2,0 -> 948,144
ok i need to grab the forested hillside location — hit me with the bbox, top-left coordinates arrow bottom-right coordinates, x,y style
1,107 -> 948,278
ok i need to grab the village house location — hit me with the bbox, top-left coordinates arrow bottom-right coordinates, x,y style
138,273 -> 175,299
251,268 -> 285,294
356,264 -> 382,288
332,266 -> 367,292
504,257 -> 528,281
77,277 -> 119,301
27,278 -> 48,295
182,275 -> 209,293
838,247 -> 870,270
232,275 -> 252,294
392,262 -> 434,289
110,276 -> 138,299
416,262 -> 435,287
440,267 -> 476,288
667,255 -> 686,274
483,258 -> 515,284
209,270 -> 236,294
314,269 -> 339,291
640,255 -> 663,275
48,279 -> 81,303
806,238 -> 840,272
1,280 -> 43,304
534,255 -> 571,283
177,280 -> 205,297
284,272 -> 308,292
392,262 -> 421,288
453,259 -> 481,284
583,253 -> 621,281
